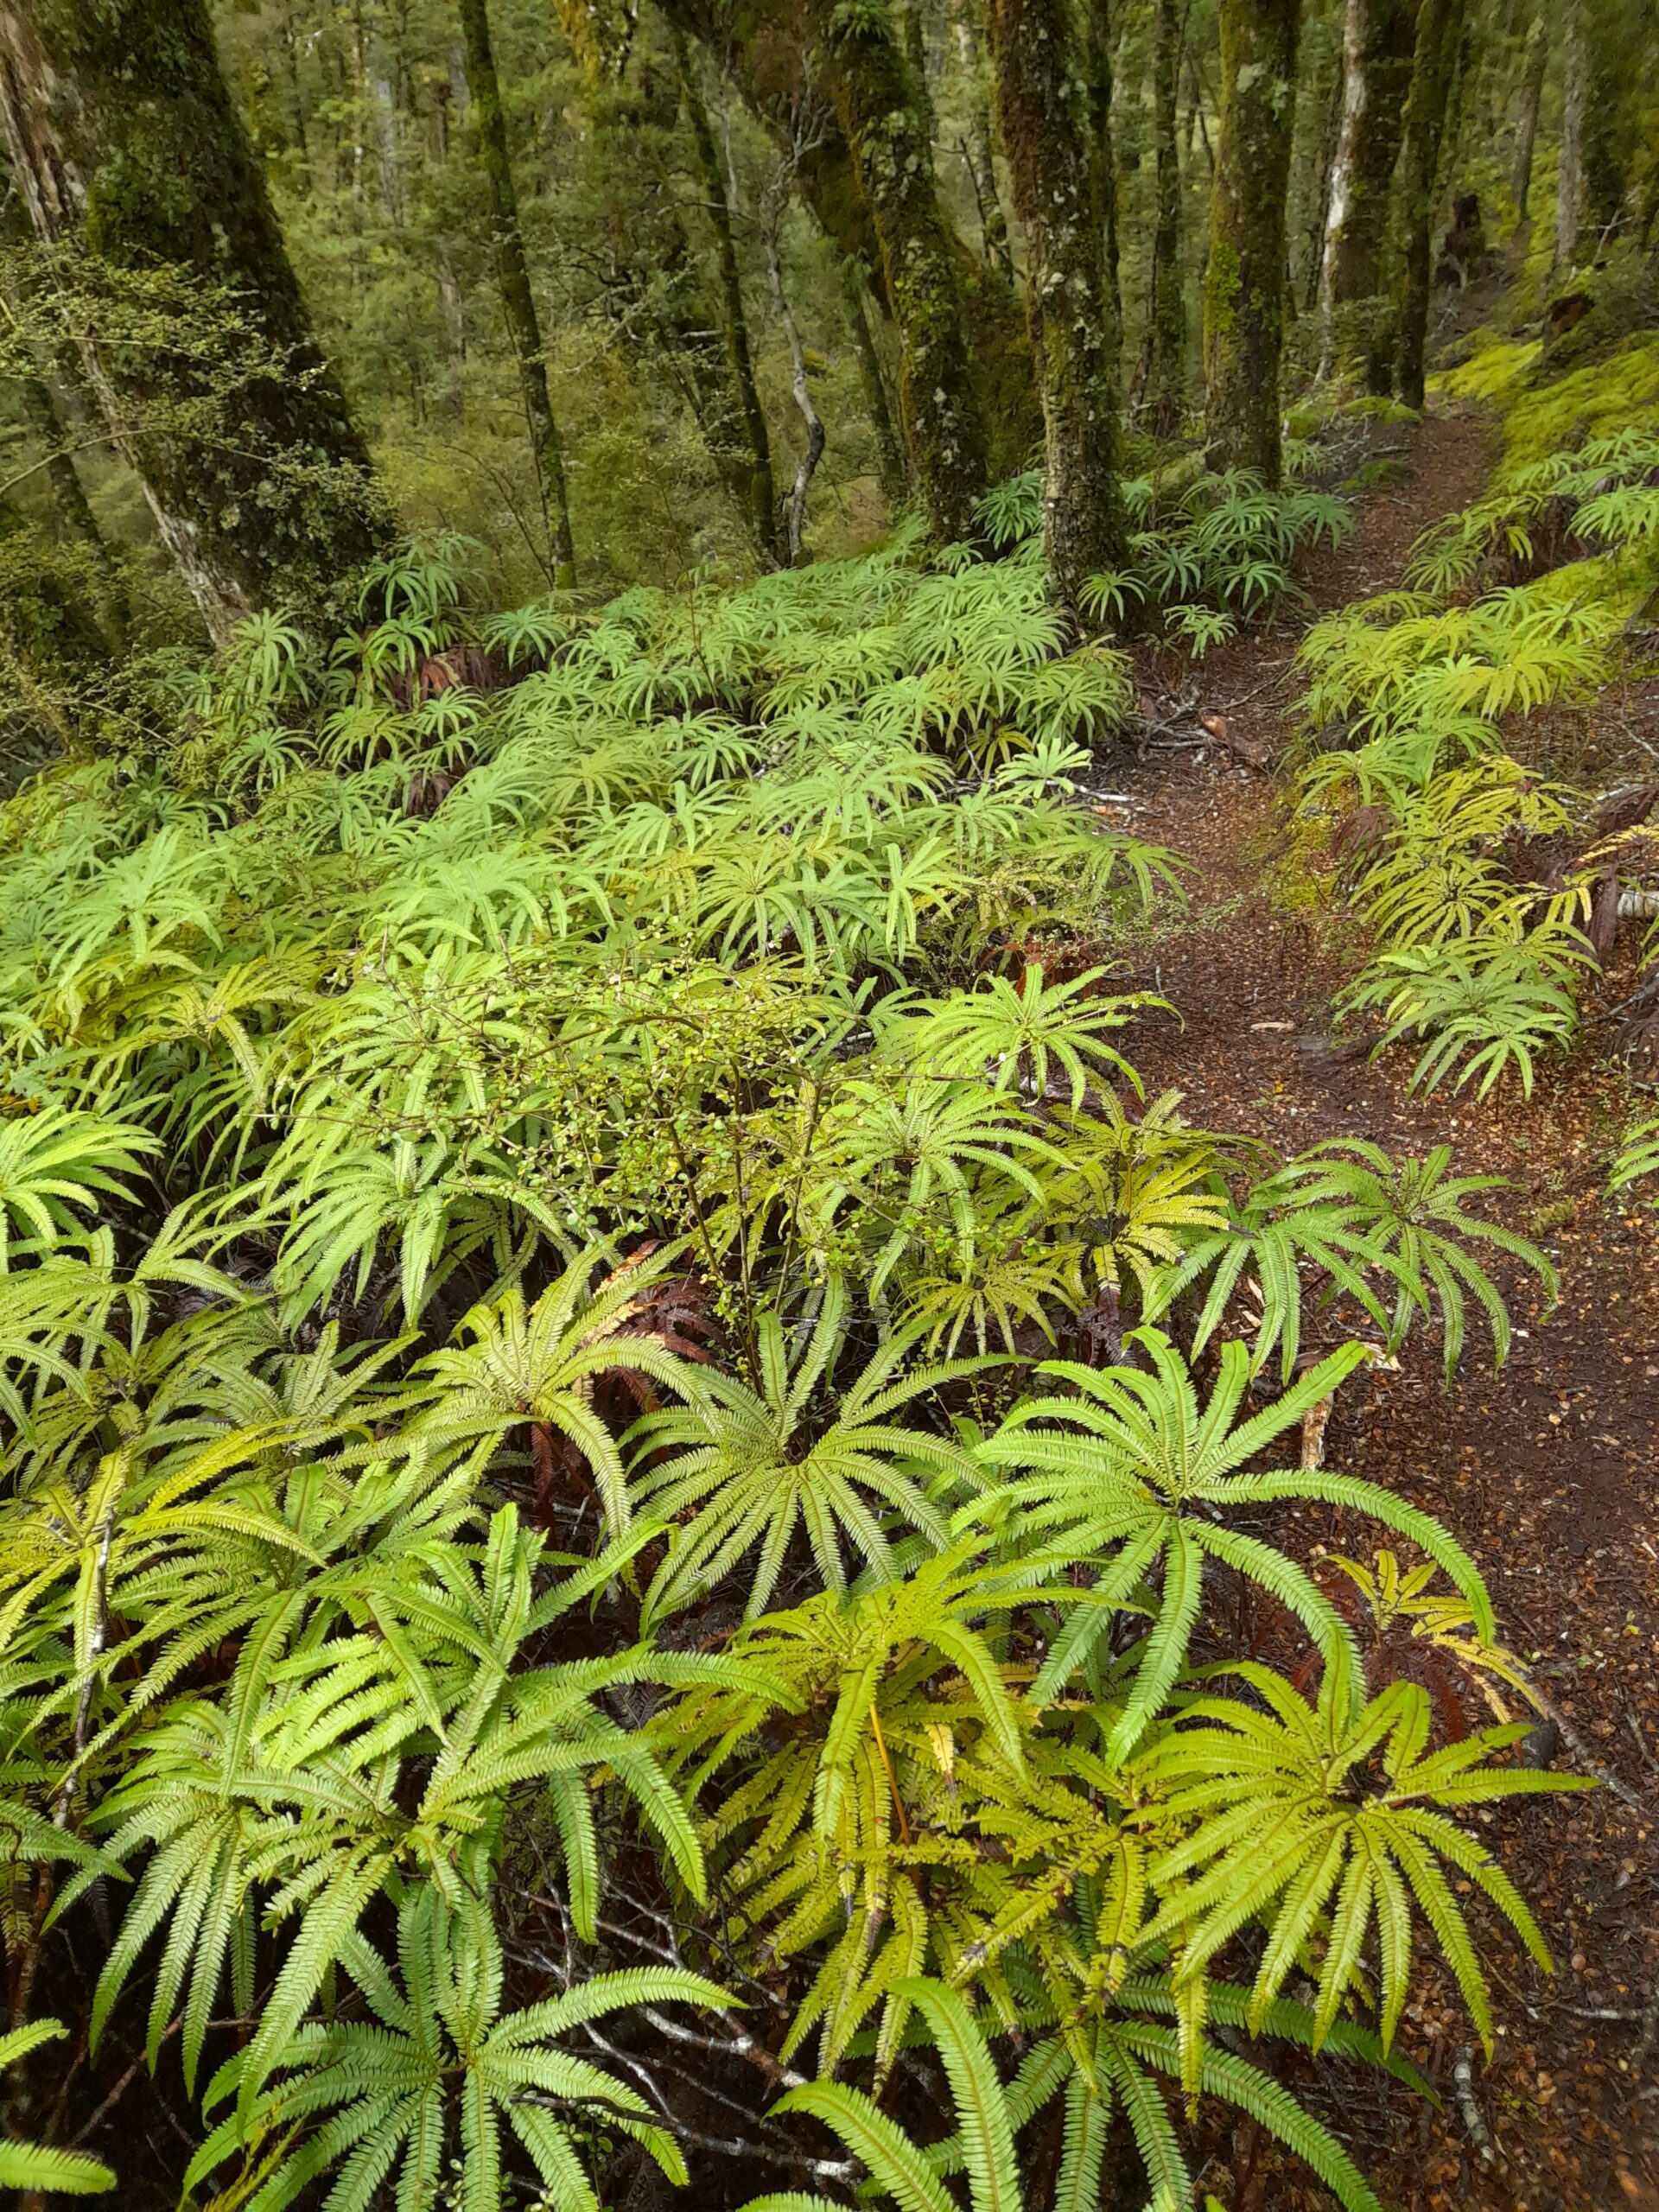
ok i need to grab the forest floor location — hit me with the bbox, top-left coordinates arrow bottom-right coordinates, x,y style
1106,406 -> 1659,2212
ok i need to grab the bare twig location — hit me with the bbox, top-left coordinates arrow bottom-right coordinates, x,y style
1452,2046 -> 1497,2166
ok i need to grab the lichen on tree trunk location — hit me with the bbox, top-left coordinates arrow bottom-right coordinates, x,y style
1203,0 -> 1301,485
0,0 -> 385,639
1392,0 -> 1460,410
799,0 -> 990,543
1510,5 -> 1546,225
1319,0 -> 1416,392
987,0 -> 1126,609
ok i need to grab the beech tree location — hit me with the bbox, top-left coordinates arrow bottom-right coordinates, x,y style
456,0 -> 576,588
1394,0 -> 1462,408
1145,0 -> 1188,435
1319,0 -> 1417,391
0,0 -> 383,637
798,0 -> 990,541
986,0 -> 1125,607
1204,0 -> 1302,483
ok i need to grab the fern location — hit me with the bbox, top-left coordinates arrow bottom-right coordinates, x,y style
1140,1649 -> 1590,2053
975,1330 -> 1490,1754
0,2023 -> 116,2195
185,1886 -> 724,2211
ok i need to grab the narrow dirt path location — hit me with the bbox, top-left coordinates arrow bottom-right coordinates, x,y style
1106,412 -> 1659,2212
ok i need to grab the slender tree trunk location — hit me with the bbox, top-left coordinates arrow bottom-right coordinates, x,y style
987,0 -> 1125,609
1576,1 -> 1630,246
1294,35 -> 1344,318
674,31 -> 781,565
842,261 -> 910,509
950,0 -> 1014,278
456,0 -> 575,588
659,0 -> 1035,476
1203,0 -> 1301,484
1393,0 -> 1460,407
801,0 -> 989,542
1319,0 -> 1415,388
12,365 -> 127,649
1510,4 -> 1545,223
1146,0 -> 1186,435
0,176 -> 126,641
0,0 -> 383,639
762,207 -> 826,563
1084,0 -> 1123,346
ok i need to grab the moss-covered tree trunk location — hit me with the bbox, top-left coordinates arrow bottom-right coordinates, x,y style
1393,0 -> 1460,410
1318,0 -> 1415,391
1145,0 -> 1186,436
658,0 -> 1035,483
672,30 -> 782,566
1084,0 -> 1123,345
456,0 -> 575,588
0,0 -> 383,639
800,0 -> 989,542
1558,0 -> 1634,259
1203,0 -> 1301,485
1510,4 -> 1546,224
987,0 -> 1125,608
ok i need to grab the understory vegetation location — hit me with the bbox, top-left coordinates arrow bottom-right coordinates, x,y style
0,442 -> 1621,2211
3,0 -> 1659,2201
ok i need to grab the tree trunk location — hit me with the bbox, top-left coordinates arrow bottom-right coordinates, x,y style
950,0 -> 1014,279
1294,31 -> 1344,318
1393,0 -> 1460,408
1084,0 -> 1123,347
674,32 -> 782,565
842,261 -> 910,509
12,365 -> 128,650
1578,1 -> 1630,246
658,0 -> 1036,480
987,0 -> 1125,610
456,0 -> 575,588
1557,0 -> 1586,268
1510,5 -> 1545,224
762,207 -> 826,563
1319,0 -> 1415,389
1203,0 -> 1301,484
1145,0 -> 1186,435
0,0 -> 383,640
801,0 -> 989,542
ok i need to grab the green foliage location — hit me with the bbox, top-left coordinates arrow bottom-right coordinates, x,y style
976,1332 -> 1486,1753
1141,1651 -> 1587,2055
1611,1116 -> 1659,1193
0,2022 -> 117,2194
1298,371 -> 1659,1101
630,1283 -> 986,1624
186,1888 -> 725,2212
734,1972 -> 1405,2212
0,529 -> 1570,2212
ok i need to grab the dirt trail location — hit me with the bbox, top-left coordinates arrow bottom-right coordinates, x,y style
1108,412 -> 1659,2212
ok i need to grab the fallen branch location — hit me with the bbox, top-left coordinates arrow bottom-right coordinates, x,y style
1451,2047 -> 1497,2166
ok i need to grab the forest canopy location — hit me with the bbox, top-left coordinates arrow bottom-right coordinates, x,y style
0,0 -> 1657,2206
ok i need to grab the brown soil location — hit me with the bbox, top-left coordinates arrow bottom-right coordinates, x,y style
1105,409 -> 1659,2212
